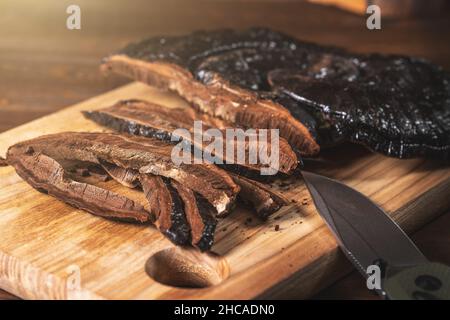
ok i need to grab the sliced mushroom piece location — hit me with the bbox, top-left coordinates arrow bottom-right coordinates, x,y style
6,147 -> 151,223
7,132 -> 240,216
99,160 -> 140,188
101,55 -> 319,156
83,99 -> 299,176
231,173 -> 289,220
171,180 -> 217,251
140,173 -> 191,245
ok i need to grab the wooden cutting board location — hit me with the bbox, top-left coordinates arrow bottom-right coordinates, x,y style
1,82 -> 450,300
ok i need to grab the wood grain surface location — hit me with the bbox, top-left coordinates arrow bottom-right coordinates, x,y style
1,0 -> 450,299
0,82 -> 450,299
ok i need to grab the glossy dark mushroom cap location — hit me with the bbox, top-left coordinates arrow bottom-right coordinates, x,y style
113,27 -> 450,159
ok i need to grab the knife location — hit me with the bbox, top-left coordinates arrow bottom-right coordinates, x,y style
301,171 -> 450,300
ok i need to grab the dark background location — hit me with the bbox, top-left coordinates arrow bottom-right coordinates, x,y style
1,0 -> 450,299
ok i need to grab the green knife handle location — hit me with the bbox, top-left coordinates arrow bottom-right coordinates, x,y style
384,263 -> 450,300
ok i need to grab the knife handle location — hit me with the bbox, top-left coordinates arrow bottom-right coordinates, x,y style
384,262 -> 450,300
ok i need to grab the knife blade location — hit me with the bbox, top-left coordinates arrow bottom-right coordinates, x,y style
301,170 -> 450,300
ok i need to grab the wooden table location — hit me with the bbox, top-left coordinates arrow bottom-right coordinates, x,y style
1,0 -> 449,299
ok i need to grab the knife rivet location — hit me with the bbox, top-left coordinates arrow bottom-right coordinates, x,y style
415,275 -> 442,291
